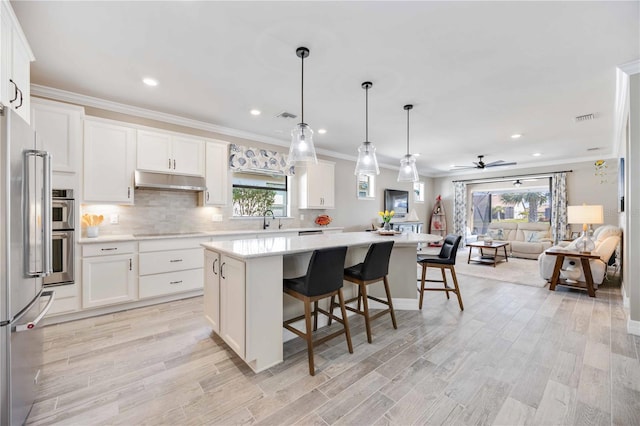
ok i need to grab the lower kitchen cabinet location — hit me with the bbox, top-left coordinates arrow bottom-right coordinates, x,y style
204,250 -> 220,333
219,255 -> 246,357
82,252 -> 137,309
139,269 -> 202,298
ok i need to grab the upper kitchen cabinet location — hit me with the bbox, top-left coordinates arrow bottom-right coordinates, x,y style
31,98 -> 84,174
298,160 -> 335,209
83,118 -> 136,204
137,129 -> 204,176
200,140 -> 229,206
0,0 -> 34,123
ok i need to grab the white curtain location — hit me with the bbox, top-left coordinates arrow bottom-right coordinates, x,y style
229,144 -> 295,176
551,172 -> 568,244
453,182 -> 467,248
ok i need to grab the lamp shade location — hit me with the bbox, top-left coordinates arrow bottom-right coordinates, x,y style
567,205 -> 604,225
288,123 -> 317,164
397,154 -> 419,182
354,141 -> 379,175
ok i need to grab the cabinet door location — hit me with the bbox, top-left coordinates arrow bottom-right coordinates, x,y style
82,254 -> 137,308
10,27 -> 31,123
202,141 -> 228,206
301,161 -> 335,209
204,251 -> 220,333
318,162 -> 335,208
31,99 -> 83,173
137,130 -> 172,172
84,120 -> 136,204
220,255 -> 245,357
172,136 -> 204,176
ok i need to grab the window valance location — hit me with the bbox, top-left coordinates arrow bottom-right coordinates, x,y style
229,144 -> 295,176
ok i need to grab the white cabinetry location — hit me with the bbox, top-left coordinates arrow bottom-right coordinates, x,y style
200,141 -> 228,206
82,242 -> 137,309
298,161 -> 335,209
0,1 -> 34,123
204,250 -> 220,333
137,130 -> 204,176
31,98 -> 84,174
138,238 -> 205,299
220,255 -> 246,357
83,119 -> 136,204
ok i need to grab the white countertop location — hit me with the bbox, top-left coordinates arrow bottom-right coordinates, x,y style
78,227 -> 344,244
201,232 -> 442,259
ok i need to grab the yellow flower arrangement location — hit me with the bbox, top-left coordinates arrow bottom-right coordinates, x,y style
378,210 -> 395,223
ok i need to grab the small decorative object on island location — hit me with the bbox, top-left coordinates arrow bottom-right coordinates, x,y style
314,214 -> 332,226
378,210 -> 395,231
82,213 -> 104,238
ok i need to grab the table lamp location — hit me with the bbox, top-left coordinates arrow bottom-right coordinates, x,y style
567,204 -> 604,253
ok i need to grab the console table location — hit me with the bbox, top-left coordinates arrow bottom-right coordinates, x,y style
545,249 -> 600,297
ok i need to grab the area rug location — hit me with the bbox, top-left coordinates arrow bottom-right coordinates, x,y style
417,247 -> 548,288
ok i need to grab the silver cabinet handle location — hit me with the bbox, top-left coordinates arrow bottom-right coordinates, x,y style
173,159 -> 176,169
15,290 -> 55,332
169,259 -> 183,263
169,280 -> 182,285
127,187 -> 131,198
129,258 -> 132,271
168,158 -> 172,169
221,262 -> 226,279
212,258 -> 218,275
206,191 -> 210,202
15,87 -> 23,109
9,79 -> 18,103
101,247 -> 118,251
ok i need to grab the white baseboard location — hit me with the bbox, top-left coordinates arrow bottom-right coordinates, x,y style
623,286 -> 630,308
627,314 -> 640,336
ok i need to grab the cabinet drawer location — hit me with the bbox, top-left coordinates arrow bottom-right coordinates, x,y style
139,268 -> 203,298
139,248 -> 203,275
138,237 -> 210,252
82,242 -> 137,257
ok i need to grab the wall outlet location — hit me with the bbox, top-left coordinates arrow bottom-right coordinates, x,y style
110,214 -> 119,224
300,214 -> 304,220
212,214 -> 223,222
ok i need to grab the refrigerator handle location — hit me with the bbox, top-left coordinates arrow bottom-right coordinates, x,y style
14,290 -> 55,332
23,149 -> 53,277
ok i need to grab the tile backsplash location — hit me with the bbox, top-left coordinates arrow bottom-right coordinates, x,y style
80,189 -> 305,237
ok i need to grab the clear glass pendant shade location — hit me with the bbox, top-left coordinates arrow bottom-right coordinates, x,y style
354,141 -> 379,175
288,123 -> 317,164
397,154 -> 419,182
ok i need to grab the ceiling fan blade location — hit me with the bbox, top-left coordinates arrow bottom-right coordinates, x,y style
484,160 -> 505,167
449,165 -> 477,169
472,162 -> 482,167
485,161 -> 517,167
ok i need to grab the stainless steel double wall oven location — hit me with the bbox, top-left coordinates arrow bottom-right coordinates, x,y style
43,189 -> 74,287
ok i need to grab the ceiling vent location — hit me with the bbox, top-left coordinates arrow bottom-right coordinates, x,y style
575,113 -> 595,122
586,147 -> 601,151
276,111 -> 297,119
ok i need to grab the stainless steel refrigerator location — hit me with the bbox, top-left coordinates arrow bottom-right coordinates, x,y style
1,106 -> 55,425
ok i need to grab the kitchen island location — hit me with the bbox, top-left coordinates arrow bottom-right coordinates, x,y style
201,231 -> 441,372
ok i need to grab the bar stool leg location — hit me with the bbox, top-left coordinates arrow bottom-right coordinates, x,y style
327,295 -> 336,327
303,299 -> 315,375
337,289 -> 353,353
449,266 -> 464,311
360,283 -> 373,343
383,276 -> 397,329
313,300 -> 319,331
441,267 -> 450,299
419,263 -> 427,310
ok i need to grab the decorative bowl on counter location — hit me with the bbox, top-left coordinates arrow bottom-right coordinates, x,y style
314,215 -> 332,226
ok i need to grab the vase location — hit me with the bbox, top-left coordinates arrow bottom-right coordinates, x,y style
383,222 -> 391,231
87,226 -> 99,238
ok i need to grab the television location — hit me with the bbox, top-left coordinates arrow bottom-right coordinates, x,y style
384,189 -> 409,218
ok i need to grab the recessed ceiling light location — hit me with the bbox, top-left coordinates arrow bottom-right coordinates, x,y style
532,152 -> 542,157
317,129 -> 327,134
250,109 -> 261,116
511,134 -> 522,139
142,77 -> 158,87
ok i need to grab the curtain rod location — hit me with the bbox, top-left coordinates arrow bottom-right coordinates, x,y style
452,170 -> 573,184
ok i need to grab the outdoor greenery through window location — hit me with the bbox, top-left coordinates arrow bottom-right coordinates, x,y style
471,181 -> 551,235
232,171 -> 288,217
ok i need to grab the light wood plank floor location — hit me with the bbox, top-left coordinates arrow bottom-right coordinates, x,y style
28,273 -> 639,425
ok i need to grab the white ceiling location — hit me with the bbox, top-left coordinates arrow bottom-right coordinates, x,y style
13,1 -> 640,176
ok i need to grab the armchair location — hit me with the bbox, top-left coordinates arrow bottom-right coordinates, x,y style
538,225 -> 621,286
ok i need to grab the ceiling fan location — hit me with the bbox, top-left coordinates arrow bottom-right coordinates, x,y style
450,155 -> 517,170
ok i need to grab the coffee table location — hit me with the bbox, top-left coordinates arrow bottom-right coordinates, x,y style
467,241 -> 509,267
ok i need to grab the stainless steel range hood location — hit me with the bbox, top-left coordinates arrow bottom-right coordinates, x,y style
134,170 -> 206,192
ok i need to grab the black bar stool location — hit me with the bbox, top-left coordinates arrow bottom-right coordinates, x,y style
417,234 -> 464,310
283,246 -> 353,376
330,241 -> 396,343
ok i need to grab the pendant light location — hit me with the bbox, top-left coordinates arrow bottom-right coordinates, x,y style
354,81 -> 380,175
288,47 -> 317,164
513,179 -> 522,188
397,104 -> 419,182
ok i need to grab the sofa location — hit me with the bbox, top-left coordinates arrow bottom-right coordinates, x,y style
538,225 -> 621,286
484,222 -> 553,259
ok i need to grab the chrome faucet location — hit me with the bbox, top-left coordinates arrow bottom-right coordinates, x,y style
263,209 -> 274,229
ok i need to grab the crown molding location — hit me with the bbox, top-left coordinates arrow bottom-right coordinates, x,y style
31,84 -> 403,174
619,59 -> 640,75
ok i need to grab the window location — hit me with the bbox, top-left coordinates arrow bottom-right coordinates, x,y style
357,174 -> 375,199
232,171 -> 288,217
470,181 -> 551,234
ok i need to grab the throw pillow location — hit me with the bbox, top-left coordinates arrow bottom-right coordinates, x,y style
523,230 -> 548,243
487,228 -> 505,240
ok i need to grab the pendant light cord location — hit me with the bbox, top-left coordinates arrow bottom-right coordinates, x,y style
406,107 -> 410,155
365,85 -> 369,142
301,53 -> 304,124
